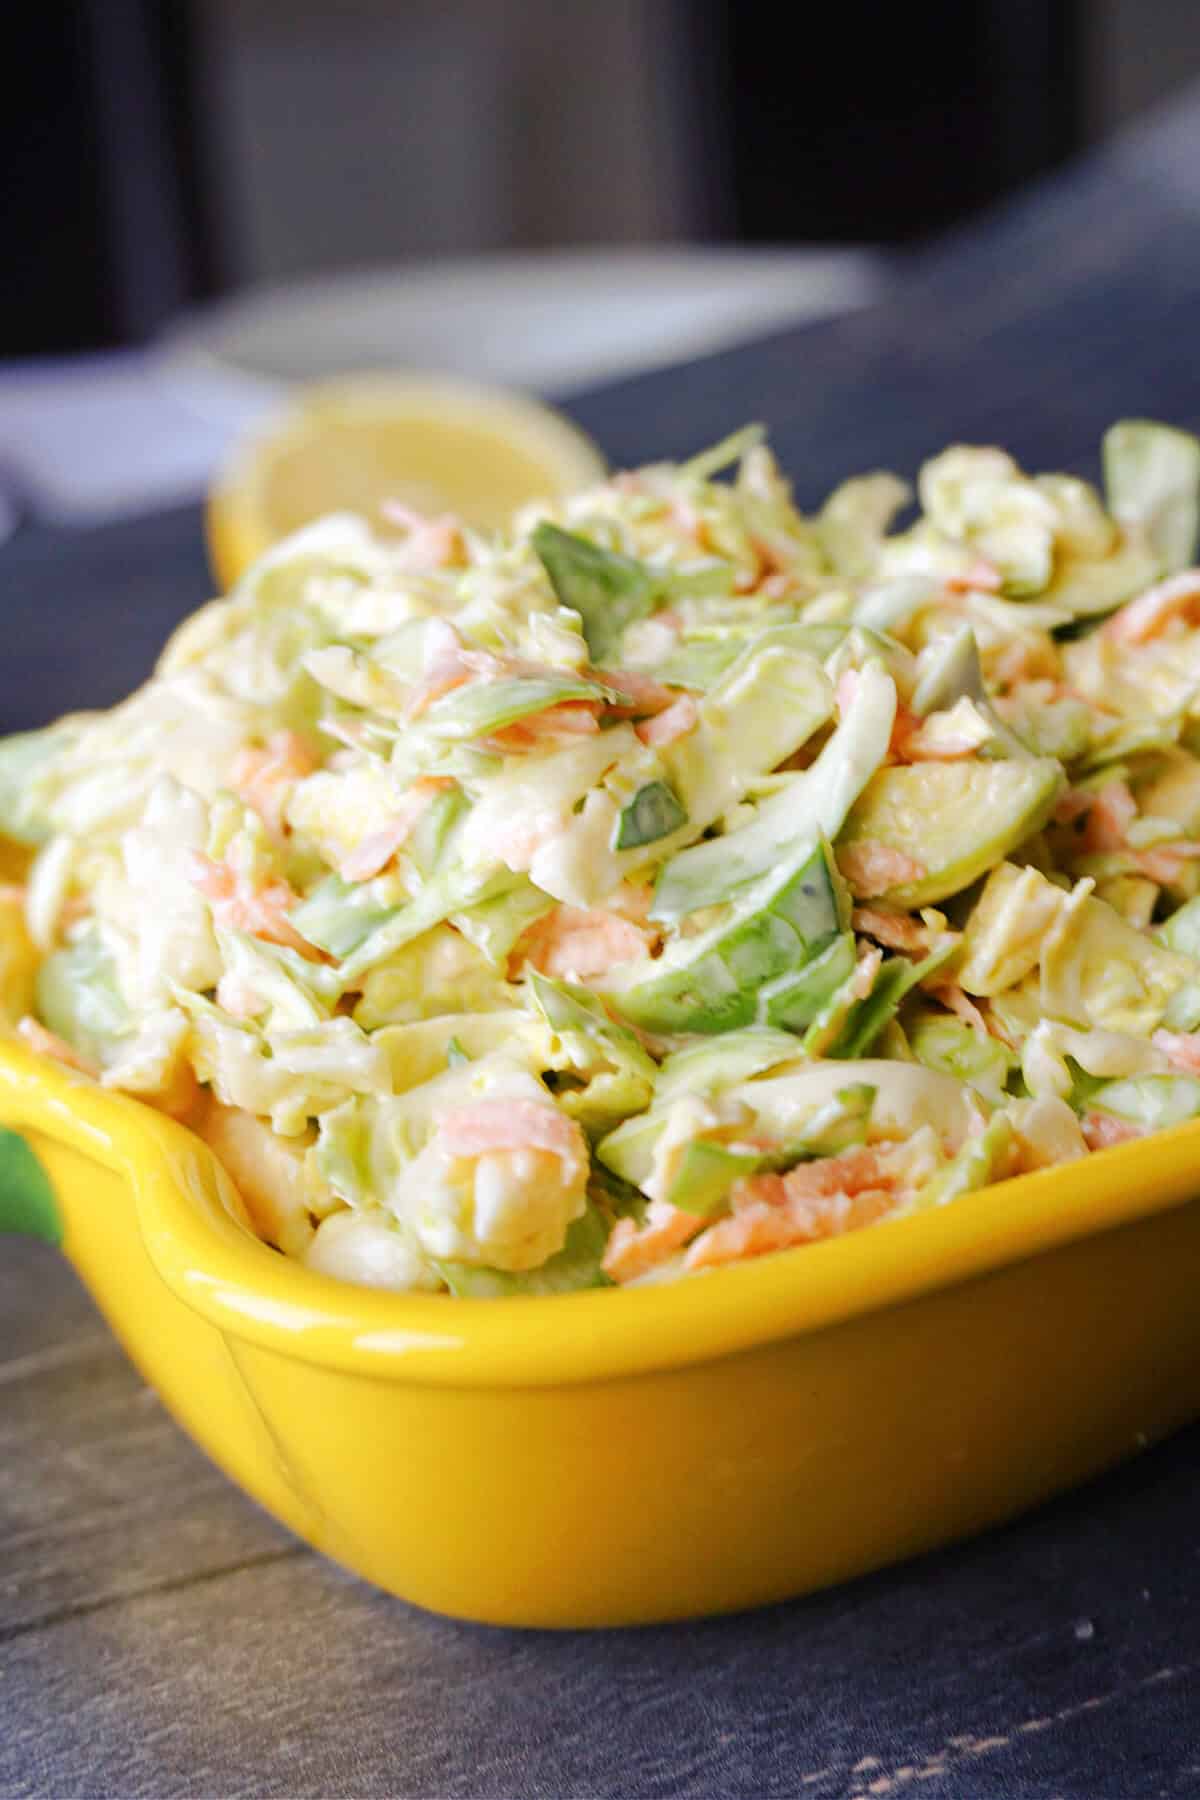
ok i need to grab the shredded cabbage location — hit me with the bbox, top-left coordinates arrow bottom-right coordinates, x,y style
8,419 -> 1200,1293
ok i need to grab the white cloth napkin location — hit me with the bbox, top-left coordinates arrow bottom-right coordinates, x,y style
0,352 -> 269,526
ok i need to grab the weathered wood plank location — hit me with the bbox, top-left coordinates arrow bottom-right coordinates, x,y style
1,1434 -> 1199,1797
0,1245 -> 296,1637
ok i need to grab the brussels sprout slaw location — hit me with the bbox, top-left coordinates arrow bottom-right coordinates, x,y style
7,418 -> 1200,1294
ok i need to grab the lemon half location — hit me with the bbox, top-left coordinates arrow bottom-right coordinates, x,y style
206,374 -> 608,590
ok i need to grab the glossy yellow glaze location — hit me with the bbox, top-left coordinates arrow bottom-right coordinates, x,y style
4,1035 -> 1200,1626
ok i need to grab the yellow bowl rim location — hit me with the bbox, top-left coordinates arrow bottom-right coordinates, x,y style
5,1037 -> 1197,1390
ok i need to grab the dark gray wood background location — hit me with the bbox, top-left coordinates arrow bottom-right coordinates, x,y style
6,88 -> 1200,1800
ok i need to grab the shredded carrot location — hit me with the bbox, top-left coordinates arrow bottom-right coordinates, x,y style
17,1016 -> 98,1077
339,777 -> 454,883
635,696 -> 698,748
1104,569 -> 1200,645
514,904 -> 655,981
602,1201 -> 703,1283
230,731 -> 319,840
1081,1112 -> 1142,1150
189,854 -> 322,960
837,842 -> 927,898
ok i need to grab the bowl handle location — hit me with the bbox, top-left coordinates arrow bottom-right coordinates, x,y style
0,1125 -> 63,1244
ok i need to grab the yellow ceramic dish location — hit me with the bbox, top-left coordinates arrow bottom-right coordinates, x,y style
3,1033 -> 1200,1628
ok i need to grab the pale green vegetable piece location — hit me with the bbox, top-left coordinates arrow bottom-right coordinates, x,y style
819,472 -> 911,579
434,1200 -> 613,1297
664,1141 -> 761,1217
532,523 -> 660,663
526,971 -> 656,1132
907,1012 -> 1015,1104
825,944 -> 956,1060
649,640 -> 745,687
958,862 -> 1070,997
964,863 -> 1200,1037
918,445 -> 1058,595
352,926 -> 516,1030
418,673 -> 609,741
1034,474 -> 1117,557
1019,1019 -> 1171,1104
594,1108 -> 668,1190
1134,752 -> 1200,840
910,625 -> 984,717
459,726 -> 640,892
316,1051 -> 557,1224
653,1028 -> 805,1107
1004,691 -> 1093,762
1089,1073 -> 1200,1131
179,996 -> 391,1134
1163,981 -> 1200,1034
528,970 -> 652,1067
0,724 -> 78,846
760,932 -> 856,1032
291,872 -> 404,960
407,785 -> 471,877
911,1114 -> 1015,1210
1039,883 -> 1200,1037
1042,532 -> 1161,619
838,758 -> 1065,908
36,929 -> 130,1066
609,842 -> 845,1035
1065,624 -> 1200,722
651,659 -> 894,923
853,575 -> 940,634
1160,895 -> 1200,961
651,642 -> 832,830
681,423 -> 766,482
1104,419 -> 1200,574
337,863 -> 519,983
449,881 -> 555,966
373,1011 -> 546,1093
613,780 -> 688,851
1094,874 -> 1159,929
907,626 -> 1035,769
215,929 -> 338,1031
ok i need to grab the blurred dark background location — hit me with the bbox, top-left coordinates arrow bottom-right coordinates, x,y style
4,0 -> 1200,361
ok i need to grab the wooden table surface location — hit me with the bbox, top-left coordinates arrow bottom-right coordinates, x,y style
7,88 -> 1200,1800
